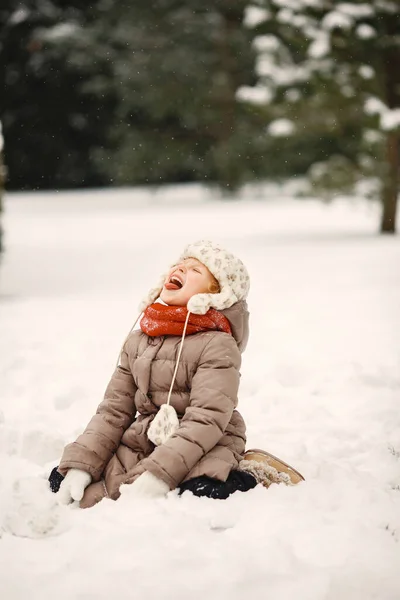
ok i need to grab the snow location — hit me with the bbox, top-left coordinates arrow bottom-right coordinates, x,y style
243,6 -> 270,28
252,35 -> 312,87
8,7 -> 30,26
358,65 -> 374,80
236,85 -> 273,106
277,9 -> 294,24
268,119 -> 296,136
285,88 -> 302,103
256,54 -> 310,86
335,3 -> 375,19
364,98 -> 400,131
301,0 -> 324,6
308,34 -> 330,59
364,96 -> 387,116
377,1 -> 400,14
41,23 -> 79,42
320,4 -> 375,32
363,129 -> 383,144
253,34 -> 280,53
356,24 -> 377,39
1,184 -> 400,600
271,0 -> 298,9
322,11 -> 353,30
381,108 -> 400,132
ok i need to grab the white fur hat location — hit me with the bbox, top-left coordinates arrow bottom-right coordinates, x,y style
138,239 -> 250,315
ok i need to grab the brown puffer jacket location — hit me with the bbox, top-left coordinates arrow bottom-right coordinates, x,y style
58,300 -> 249,508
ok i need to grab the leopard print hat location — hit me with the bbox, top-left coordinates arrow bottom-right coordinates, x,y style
139,239 -> 250,315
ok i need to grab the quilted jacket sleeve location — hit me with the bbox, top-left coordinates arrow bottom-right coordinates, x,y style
142,333 -> 241,489
58,345 -> 137,481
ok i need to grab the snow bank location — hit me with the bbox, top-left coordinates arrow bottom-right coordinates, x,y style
0,184 -> 399,600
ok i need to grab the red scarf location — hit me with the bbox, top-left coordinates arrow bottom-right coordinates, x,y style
140,303 -> 232,337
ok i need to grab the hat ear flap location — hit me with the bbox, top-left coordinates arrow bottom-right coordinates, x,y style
187,287 -> 239,315
138,273 -> 167,313
187,293 -> 212,315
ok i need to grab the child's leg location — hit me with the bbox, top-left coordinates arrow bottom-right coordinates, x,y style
178,470 -> 257,500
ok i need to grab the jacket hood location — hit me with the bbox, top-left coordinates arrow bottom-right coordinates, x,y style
221,300 -> 249,353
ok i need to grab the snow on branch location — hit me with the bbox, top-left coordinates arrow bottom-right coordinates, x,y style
364,98 -> 400,131
356,24 -> 376,39
358,65 -> 375,79
381,109 -> 400,131
321,3 -> 376,31
257,54 -> 311,86
365,97 -> 387,116
253,35 -> 281,52
322,11 -> 353,30
267,118 -> 296,136
374,0 -> 398,14
271,0 -> 299,10
336,3 -> 375,19
236,85 -> 273,105
244,6 -> 271,28
308,32 -> 330,59
8,6 -> 30,26
40,23 -> 79,42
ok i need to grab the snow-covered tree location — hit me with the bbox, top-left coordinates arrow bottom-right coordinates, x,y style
241,0 -> 400,233
94,1 -> 262,190
0,121 -> 4,253
0,1 -> 119,189
0,1 -> 262,191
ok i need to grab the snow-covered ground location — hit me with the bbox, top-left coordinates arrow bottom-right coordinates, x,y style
0,184 -> 399,600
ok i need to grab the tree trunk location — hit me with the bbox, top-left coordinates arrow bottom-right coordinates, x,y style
380,12 -> 400,234
212,6 -> 244,191
380,131 -> 399,234
0,152 -> 4,254
381,132 -> 399,233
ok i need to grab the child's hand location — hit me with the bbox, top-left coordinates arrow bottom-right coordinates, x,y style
57,468 -> 92,504
121,471 -> 170,498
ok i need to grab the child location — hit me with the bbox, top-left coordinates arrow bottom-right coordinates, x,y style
50,240 -> 303,509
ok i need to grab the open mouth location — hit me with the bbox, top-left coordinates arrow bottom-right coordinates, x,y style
164,274 -> 184,291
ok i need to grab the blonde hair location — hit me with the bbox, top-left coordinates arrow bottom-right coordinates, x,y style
208,277 -> 220,294
180,257 -> 220,295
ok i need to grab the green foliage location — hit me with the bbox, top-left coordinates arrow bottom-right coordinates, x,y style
2,0 -> 398,221
243,0 -> 400,205
0,1 -> 264,191
95,1 -> 263,190
0,1 -> 118,189
308,155 -> 359,200
0,121 -> 4,253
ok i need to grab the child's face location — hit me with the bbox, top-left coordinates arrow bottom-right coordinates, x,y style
160,258 -> 219,307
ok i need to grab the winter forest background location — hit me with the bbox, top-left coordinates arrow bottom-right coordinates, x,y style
1,0 -> 400,238
0,3 -> 400,600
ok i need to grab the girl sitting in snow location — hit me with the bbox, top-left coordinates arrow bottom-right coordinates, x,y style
49,240 -> 303,509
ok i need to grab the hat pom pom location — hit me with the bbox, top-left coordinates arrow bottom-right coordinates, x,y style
187,293 -> 212,315
147,404 -> 180,446
187,288 -> 238,315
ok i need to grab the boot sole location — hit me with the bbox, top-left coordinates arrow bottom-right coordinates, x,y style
244,448 -> 305,484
